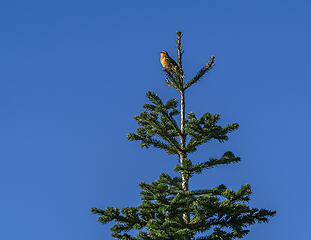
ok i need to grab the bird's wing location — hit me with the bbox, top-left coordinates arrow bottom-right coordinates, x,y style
168,56 -> 178,68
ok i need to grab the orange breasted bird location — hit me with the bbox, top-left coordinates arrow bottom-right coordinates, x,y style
159,51 -> 179,72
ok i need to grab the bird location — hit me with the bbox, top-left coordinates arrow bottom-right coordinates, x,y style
159,51 -> 179,72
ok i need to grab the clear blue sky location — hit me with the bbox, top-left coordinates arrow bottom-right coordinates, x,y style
0,1 -> 310,239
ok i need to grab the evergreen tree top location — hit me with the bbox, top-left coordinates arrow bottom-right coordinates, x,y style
92,31 -> 276,240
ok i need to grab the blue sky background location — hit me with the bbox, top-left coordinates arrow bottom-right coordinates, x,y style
1,1 -> 310,239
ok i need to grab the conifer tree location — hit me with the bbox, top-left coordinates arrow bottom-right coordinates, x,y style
91,32 -> 276,240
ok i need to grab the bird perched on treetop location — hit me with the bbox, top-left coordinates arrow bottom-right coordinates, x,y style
159,50 -> 179,72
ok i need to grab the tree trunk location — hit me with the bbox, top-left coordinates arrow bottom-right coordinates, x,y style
180,90 -> 189,240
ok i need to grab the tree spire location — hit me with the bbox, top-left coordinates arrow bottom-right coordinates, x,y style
92,31 -> 276,240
